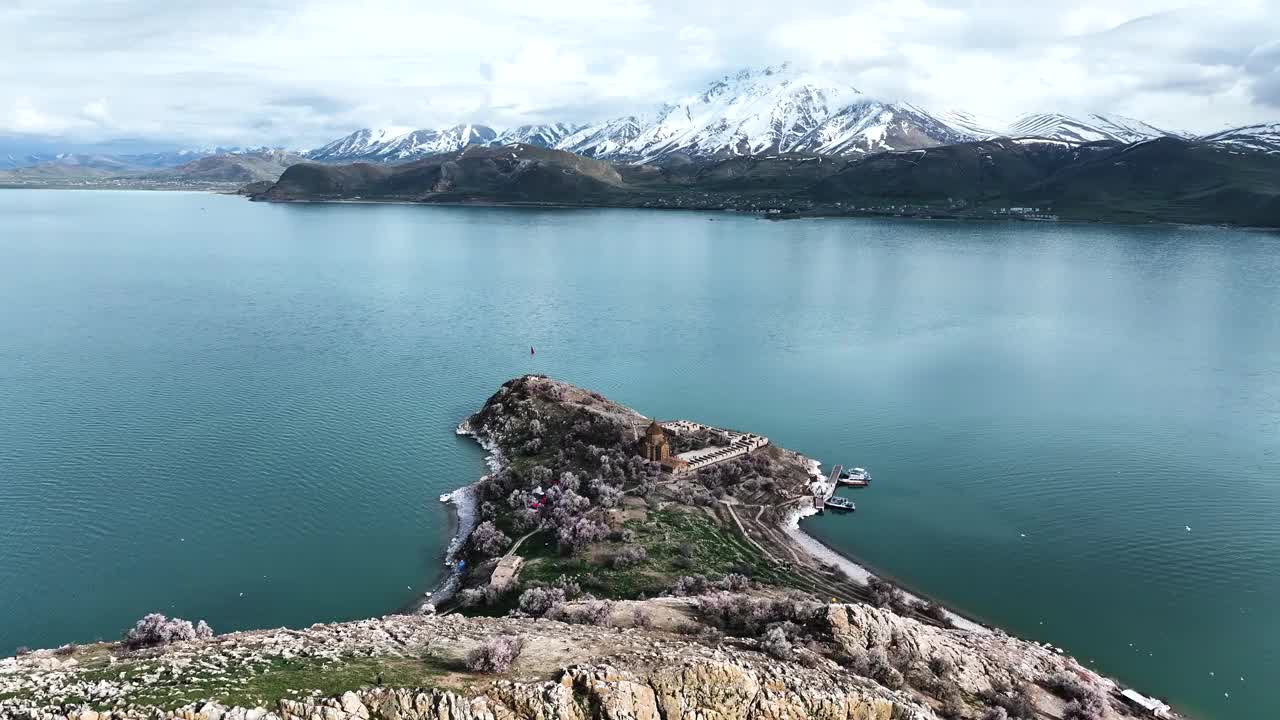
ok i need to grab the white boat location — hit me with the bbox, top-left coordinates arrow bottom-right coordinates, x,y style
837,467 -> 871,486
824,495 -> 856,512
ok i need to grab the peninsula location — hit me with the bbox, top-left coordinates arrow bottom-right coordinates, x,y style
0,376 -> 1176,720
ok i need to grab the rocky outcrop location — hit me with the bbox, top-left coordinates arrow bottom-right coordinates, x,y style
2,595 -> 1163,720
1,609 -> 936,720
824,604 -> 1135,719
174,661 -> 921,720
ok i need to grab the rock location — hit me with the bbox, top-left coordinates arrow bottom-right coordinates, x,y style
338,693 -> 367,719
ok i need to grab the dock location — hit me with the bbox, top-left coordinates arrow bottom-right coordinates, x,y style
813,463 -> 872,511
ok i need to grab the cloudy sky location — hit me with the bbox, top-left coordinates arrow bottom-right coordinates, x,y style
2,0 -> 1278,149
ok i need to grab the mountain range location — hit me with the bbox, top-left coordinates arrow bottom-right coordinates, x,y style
0,148 -> 302,185
3,64 -> 1276,177
2,62 -> 1276,229
299,64 -> 1276,166
255,134 -> 1280,228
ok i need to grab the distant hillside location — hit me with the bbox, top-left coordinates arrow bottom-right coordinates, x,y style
806,138 -> 1107,207
142,150 -> 304,183
0,149 -> 303,187
1010,138 -> 1280,226
0,158 -> 133,180
264,145 -> 629,205
807,137 -> 1280,225
255,139 -> 1280,228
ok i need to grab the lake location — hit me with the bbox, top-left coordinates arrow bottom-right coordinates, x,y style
1,190 -> 1277,718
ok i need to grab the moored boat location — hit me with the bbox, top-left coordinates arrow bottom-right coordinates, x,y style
837,466 -> 872,486
824,495 -> 856,512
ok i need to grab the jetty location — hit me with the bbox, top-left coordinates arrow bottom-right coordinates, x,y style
812,464 -> 856,512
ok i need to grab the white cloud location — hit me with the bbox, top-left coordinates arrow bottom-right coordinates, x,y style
79,100 -> 110,124
8,95 -> 112,136
0,0 -> 1275,148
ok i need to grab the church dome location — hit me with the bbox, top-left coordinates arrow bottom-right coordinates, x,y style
645,421 -> 665,437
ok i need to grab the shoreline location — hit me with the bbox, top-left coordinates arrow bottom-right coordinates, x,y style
786,505 -> 992,634
0,376 -> 1184,720
245,194 -> 1280,233
786,459 -> 991,634
402,378 -> 1171,717
410,420 -> 499,613
406,482 -> 476,613
4,184 -> 1275,232
440,418 -> 994,635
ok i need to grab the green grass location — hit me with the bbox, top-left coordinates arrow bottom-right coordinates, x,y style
634,509 -> 788,586
515,529 -> 560,560
511,507 -> 787,600
77,659 -> 158,685
187,656 -> 446,710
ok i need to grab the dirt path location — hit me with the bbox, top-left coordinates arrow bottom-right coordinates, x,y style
504,530 -> 539,558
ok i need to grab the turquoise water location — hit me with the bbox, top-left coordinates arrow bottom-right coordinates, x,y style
1,191 -> 1277,718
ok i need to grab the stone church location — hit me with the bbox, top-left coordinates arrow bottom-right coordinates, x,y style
639,420 -> 670,461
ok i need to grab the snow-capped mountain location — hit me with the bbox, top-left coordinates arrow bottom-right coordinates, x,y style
804,101 -> 974,155
304,128 -> 408,161
303,65 -> 982,165
557,117 -> 648,158
492,123 -> 583,149
2,152 -> 59,170
1001,113 -> 1184,144
301,64 -> 1277,166
556,64 -> 970,161
606,64 -> 868,160
930,110 -> 1006,139
307,125 -> 497,163
1198,123 -> 1280,154
545,67 -> 1200,161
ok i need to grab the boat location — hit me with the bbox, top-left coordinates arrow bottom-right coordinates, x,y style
837,467 -> 872,486
824,495 -> 856,512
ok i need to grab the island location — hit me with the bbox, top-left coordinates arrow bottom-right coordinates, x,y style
0,376 -> 1176,720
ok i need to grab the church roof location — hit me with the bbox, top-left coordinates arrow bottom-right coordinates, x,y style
645,420 -> 665,437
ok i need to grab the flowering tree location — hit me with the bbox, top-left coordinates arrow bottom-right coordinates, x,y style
556,517 -> 609,553
464,635 -> 524,672
518,586 -> 567,616
122,613 -> 212,648
470,521 -> 511,557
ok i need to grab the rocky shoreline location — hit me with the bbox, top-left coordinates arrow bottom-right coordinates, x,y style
1,376 -> 1178,720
